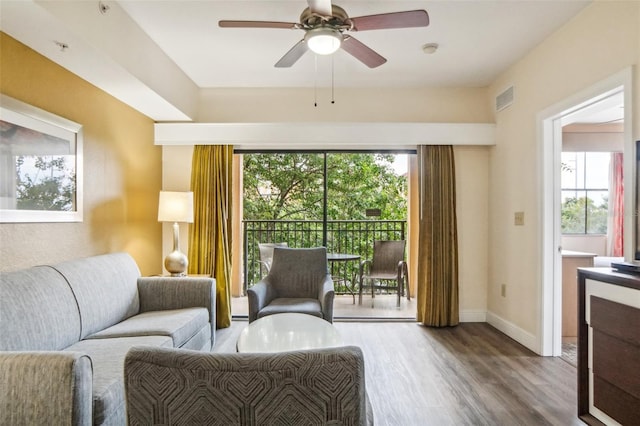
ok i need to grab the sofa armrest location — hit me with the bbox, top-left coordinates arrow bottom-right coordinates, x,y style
319,275 -> 335,323
0,351 -> 93,426
137,277 -> 216,312
137,277 -> 217,343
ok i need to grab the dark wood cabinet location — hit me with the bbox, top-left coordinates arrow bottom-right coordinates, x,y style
577,268 -> 640,426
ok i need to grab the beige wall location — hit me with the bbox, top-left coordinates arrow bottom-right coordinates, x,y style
562,131 -> 624,152
0,33 -> 163,275
197,87 -> 492,123
561,235 -> 608,257
455,146 -> 490,319
487,1 -> 640,342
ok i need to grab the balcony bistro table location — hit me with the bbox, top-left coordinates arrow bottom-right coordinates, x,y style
327,253 -> 361,304
236,313 -> 343,353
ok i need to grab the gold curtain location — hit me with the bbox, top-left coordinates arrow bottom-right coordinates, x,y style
416,145 -> 459,327
189,145 -> 233,329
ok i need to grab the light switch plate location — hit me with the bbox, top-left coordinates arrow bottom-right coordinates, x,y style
514,211 -> 524,226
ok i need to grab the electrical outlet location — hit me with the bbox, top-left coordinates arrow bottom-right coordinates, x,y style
501,284 -> 506,297
514,211 -> 524,226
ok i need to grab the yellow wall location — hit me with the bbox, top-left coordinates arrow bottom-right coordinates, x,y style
487,1 -> 640,340
0,33 -> 162,275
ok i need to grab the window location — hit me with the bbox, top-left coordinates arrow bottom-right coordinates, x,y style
561,152 -> 610,234
239,150 -> 411,288
0,94 -> 83,223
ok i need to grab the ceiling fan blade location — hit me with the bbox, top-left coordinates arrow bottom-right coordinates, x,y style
307,0 -> 332,17
350,10 -> 429,31
219,20 -> 297,29
341,36 -> 386,68
275,40 -> 309,68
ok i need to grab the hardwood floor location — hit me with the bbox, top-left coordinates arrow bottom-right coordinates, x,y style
213,321 -> 584,426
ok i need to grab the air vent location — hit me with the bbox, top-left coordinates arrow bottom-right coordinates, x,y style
496,86 -> 514,112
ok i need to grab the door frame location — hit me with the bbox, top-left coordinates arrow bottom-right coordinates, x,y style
538,67 -> 633,356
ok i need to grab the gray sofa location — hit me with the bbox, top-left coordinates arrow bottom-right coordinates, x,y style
0,252 -> 216,426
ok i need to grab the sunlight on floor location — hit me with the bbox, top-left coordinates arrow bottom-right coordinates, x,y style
231,294 -> 416,320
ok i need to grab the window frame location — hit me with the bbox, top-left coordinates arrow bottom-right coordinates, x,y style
560,151 -> 610,235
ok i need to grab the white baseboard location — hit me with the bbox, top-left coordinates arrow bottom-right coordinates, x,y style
486,311 -> 540,354
459,310 -> 487,322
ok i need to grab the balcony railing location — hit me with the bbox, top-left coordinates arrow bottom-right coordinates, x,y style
242,219 -> 406,292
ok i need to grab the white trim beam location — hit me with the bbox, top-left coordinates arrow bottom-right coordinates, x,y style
155,122 -> 496,149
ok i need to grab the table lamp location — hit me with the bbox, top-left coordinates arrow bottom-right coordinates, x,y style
158,191 -> 194,276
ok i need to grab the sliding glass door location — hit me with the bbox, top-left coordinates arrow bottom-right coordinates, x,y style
237,150 -> 413,318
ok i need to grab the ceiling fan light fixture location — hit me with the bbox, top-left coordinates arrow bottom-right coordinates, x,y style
305,28 -> 342,55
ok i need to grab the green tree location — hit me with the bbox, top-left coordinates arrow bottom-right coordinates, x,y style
15,155 -> 75,211
561,195 -> 608,234
326,153 -> 406,220
242,153 -> 407,221
243,153 -> 325,220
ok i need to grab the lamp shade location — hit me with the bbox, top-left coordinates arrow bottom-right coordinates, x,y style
158,191 -> 194,223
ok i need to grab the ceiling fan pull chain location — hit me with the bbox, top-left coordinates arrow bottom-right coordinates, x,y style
314,54 -> 318,107
331,55 -> 335,104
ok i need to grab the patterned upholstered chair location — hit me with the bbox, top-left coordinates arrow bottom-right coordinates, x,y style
124,345 -> 373,425
248,246 -> 334,323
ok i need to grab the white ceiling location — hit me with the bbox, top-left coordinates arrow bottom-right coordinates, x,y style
3,0 -> 624,123
116,0 -> 590,89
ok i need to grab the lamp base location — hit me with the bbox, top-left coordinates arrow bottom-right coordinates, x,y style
164,250 -> 188,276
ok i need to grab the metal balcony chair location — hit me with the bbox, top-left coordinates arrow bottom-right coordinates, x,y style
359,240 -> 409,307
257,242 -> 288,276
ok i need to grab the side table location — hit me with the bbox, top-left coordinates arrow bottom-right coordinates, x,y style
327,253 -> 361,303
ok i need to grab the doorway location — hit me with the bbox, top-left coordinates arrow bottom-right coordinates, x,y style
233,150 -> 416,320
539,68 -> 632,356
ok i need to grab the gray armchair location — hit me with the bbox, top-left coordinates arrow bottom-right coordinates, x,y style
248,247 -> 334,323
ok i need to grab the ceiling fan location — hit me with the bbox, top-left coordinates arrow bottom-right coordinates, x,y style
219,0 -> 429,69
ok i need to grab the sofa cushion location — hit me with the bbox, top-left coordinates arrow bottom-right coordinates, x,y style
53,253 -> 141,339
257,298 -> 323,319
180,324 -> 212,351
87,308 -> 209,348
65,335 -> 172,425
0,266 -> 81,351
